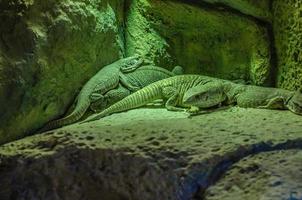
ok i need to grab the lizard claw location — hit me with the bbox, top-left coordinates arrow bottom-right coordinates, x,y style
90,93 -> 104,102
186,106 -> 200,114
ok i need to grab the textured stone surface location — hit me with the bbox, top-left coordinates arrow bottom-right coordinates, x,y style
273,0 -> 302,90
125,0 -> 272,85
0,1 -> 301,199
0,0 -> 124,144
180,0 -> 272,21
0,107 -> 301,200
203,150 -> 302,200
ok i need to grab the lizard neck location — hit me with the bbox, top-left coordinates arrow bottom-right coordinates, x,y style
223,82 -> 245,102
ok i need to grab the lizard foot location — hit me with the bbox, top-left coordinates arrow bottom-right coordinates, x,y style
186,106 -> 200,114
90,93 -> 104,102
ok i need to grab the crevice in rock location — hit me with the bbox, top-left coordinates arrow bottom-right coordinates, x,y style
268,0 -> 274,12
177,138 -> 302,200
172,0 -> 269,24
123,0 -> 132,57
0,34 -> 9,51
120,0 -> 129,58
266,23 -> 278,87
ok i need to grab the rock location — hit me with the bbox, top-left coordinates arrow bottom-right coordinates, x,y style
125,0 -> 272,85
182,0 -> 272,21
273,0 -> 302,90
0,0 -> 125,144
0,108 -> 302,199
203,150 -> 302,200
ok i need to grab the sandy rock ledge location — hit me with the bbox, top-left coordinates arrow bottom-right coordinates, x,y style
0,107 -> 302,200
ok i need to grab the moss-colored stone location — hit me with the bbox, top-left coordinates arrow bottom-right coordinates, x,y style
204,150 -> 302,200
0,0 -> 276,144
0,0 -> 125,144
126,0 -> 272,85
0,108 -> 302,199
185,0 -> 272,21
0,1 -> 301,199
273,0 -> 302,90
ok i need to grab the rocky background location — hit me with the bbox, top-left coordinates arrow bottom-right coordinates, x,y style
126,0 -> 272,85
1,108 -> 302,200
0,0 -> 301,199
0,0 -> 125,144
273,0 -> 302,90
0,0 -> 301,144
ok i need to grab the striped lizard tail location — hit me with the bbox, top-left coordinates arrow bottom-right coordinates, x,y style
40,95 -> 90,132
81,82 -> 163,123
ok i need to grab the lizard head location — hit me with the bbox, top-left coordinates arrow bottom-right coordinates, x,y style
286,88 -> 302,115
122,55 -> 144,69
120,55 -> 144,73
183,82 -> 227,108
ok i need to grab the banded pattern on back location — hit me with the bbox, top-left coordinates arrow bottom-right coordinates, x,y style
83,75 -> 211,122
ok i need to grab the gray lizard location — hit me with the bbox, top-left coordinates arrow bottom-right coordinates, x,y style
183,79 -> 302,115
82,74 -> 302,123
82,75 -> 217,123
42,56 -> 144,131
90,65 -> 183,112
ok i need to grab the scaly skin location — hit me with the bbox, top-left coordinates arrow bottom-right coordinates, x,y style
183,79 -> 302,115
41,56 -> 143,131
82,75 -> 217,123
90,65 -> 183,111
84,74 -> 302,124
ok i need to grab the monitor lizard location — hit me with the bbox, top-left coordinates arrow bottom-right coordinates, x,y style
41,56 -> 144,131
83,75 -> 302,123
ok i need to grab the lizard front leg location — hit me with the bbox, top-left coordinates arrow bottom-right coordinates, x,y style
89,93 -> 106,112
257,96 -> 286,109
90,85 -> 131,112
186,105 -> 200,114
162,86 -> 186,112
90,93 -> 104,102
119,73 -> 140,92
104,85 -> 131,106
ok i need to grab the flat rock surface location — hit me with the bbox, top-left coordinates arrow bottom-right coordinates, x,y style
204,150 -> 302,200
0,107 -> 302,200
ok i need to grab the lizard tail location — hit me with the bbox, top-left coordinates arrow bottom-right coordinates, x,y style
82,83 -> 162,123
172,66 -> 184,75
40,95 -> 91,132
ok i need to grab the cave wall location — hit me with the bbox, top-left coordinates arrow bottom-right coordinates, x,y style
0,0 -> 125,144
273,0 -> 302,90
125,0 -> 272,85
194,0 -> 272,21
0,0 -> 301,145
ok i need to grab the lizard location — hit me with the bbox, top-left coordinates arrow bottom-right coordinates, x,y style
182,79 -> 302,115
41,56 -> 145,131
81,74 -> 221,123
89,65 -> 184,112
82,74 -> 302,124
